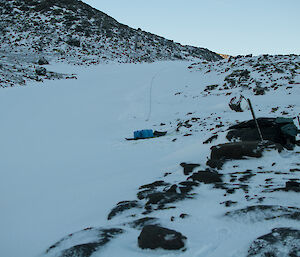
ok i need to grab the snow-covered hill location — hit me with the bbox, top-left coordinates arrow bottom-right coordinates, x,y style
0,54 -> 300,257
0,0 -> 222,87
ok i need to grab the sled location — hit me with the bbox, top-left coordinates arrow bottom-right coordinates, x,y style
126,130 -> 167,141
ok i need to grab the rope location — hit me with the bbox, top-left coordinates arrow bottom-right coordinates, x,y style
145,74 -> 156,121
145,67 -> 168,121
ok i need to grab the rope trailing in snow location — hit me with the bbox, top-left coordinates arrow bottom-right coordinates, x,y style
145,74 -> 156,122
145,67 -> 171,122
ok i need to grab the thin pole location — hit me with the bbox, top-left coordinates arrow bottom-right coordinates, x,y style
247,98 -> 264,142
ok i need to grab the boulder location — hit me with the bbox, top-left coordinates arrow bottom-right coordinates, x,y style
138,225 -> 186,250
227,117 -> 299,148
285,180 -> 300,191
207,141 -> 283,169
188,169 -> 222,184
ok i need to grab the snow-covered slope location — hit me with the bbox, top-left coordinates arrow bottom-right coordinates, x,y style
1,54 -> 300,257
0,0 -> 222,88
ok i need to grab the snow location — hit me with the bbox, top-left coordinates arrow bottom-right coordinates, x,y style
0,58 -> 300,257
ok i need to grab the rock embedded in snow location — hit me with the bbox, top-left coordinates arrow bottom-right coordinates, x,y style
180,162 -> 200,175
207,141 -> 283,169
188,169 -> 223,184
107,200 -> 141,220
45,227 -> 124,257
138,225 -> 187,250
35,67 -> 47,76
227,117 -> 298,148
38,57 -> 49,65
247,228 -> 300,257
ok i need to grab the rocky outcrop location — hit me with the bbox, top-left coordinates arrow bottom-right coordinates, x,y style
247,228 -> 300,257
207,141 -> 283,169
45,227 -> 124,257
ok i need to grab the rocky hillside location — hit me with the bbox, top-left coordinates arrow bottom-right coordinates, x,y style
188,54 -> 300,97
0,0 -> 222,87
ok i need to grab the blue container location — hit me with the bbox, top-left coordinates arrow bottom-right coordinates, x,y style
134,129 -> 154,139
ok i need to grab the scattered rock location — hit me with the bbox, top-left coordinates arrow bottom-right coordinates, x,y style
107,200 -> 141,220
188,169 -> 223,184
139,180 -> 170,190
35,66 -> 47,76
138,225 -> 187,250
221,200 -> 238,207
178,181 -> 199,193
46,228 -> 124,257
126,217 -> 159,229
179,213 -> 189,219
225,205 -> 300,222
253,86 -> 266,95
180,163 -> 200,175
248,228 -> 300,257
203,134 -> 218,144
38,57 -> 49,65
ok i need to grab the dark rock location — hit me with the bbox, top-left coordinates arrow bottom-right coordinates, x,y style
179,213 -> 189,219
253,86 -> 266,95
188,169 -> 222,184
66,38 -> 81,47
35,67 -> 47,76
60,243 -> 100,257
180,163 -> 200,175
247,228 -> 300,257
227,118 -> 298,148
203,134 -> 218,144
225,205 -> 300,222
46,228 -> 124,257
221,200 -> 238,207
139,180 -> 170,190
178,181 -> 199,193
238,172 -> 255,183
107,200 -> 141,220
138,225 -> 186,250
38,57 -> 49,65
286,180 -> 300,189
166,184 -> 178,193
226,188 -> 235,194
137,180 -> 170,200
145,191 -> 187,206
284,180 -> 300,192
206,159 -> 224,170
207,141 -> 283,169
229,118 -> 276,130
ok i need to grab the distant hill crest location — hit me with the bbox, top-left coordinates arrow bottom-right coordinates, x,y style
0,0 -> 222,63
